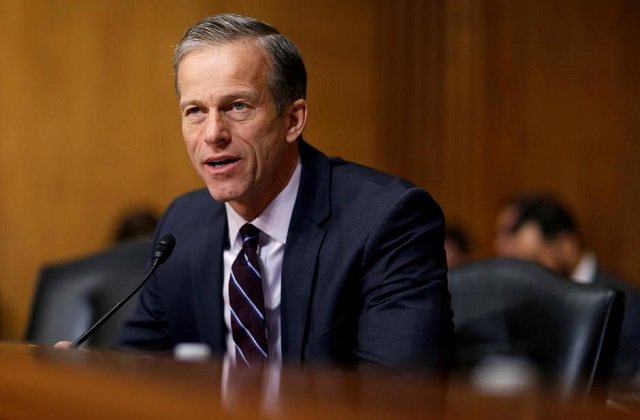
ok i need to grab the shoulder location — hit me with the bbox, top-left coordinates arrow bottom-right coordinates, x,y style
300,139 -> 439,210
299,144 -> 444,246
158,188 -> 224,233
331,157 -> 415,192
595,266 -> 640,303
331,157 -> 442,221
164,188 -> 221,215
167,188 -> 217,208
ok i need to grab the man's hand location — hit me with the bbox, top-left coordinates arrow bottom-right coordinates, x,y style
54,341 -> 73,349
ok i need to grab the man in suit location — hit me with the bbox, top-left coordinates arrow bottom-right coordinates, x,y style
494,194 -> 640,381
113,14 -> 455,373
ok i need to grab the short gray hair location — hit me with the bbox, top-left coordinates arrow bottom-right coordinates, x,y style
174,14 -> 307,115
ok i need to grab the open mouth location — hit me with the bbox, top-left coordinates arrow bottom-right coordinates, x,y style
205,158 -> 239,168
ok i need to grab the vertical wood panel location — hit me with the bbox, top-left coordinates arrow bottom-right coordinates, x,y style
374,0 -> 487,248
373,0 -> 640,286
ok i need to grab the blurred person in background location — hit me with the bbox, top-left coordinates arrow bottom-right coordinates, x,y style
493,196 -> 538,258
445,225 -> 472,269
494,194 -> 640,381
113,207 -> 159,244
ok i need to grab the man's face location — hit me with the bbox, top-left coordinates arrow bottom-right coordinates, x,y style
510,222 -> 563,273
177,41 -> 303,219
494,205 -> 519,257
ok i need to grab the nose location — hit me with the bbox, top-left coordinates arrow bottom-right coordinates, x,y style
203,112 -> 230,147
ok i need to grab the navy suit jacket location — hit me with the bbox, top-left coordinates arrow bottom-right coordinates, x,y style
593,268 -> 640,380
118,140 -> 455,373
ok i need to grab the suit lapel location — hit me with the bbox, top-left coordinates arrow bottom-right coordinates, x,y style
190,207 -> 227,354
281,140 -> 331,362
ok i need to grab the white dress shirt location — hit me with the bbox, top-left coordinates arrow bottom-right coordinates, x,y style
222,159 -> 301,366
572,251 -> 597,284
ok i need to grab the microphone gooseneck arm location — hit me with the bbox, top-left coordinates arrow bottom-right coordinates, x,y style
70,234 -> 175,348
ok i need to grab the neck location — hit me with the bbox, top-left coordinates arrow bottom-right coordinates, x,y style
561,241 -> 586,277
231,148 -> 299,221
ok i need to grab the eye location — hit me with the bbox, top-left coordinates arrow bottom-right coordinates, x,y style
184,107 -> 201,116
226,101 -> 253,121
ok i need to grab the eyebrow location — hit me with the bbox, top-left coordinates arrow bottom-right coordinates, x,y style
179,89 -> 262,111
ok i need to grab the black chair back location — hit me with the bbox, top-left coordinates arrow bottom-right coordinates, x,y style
25,238 -> 151,347
449,258 -> 624,401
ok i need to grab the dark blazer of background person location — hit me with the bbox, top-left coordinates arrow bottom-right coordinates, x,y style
593,268 -> 640,379
118,140 -> 456,373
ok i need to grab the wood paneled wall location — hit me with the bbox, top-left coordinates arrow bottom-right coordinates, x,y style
1,0 -> 638,339
375,0 -> 640,282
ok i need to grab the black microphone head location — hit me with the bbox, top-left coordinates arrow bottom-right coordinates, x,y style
153,234 -> 176,263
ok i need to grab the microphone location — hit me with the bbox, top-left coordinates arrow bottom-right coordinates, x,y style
70,234 -> 176,348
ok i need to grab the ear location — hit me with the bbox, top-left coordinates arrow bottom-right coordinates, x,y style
285,99 -> 308,143
555,232 -> 581,259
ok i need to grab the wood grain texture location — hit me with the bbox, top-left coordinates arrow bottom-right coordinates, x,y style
373,0 -> 640,285
1,0 -> 639,340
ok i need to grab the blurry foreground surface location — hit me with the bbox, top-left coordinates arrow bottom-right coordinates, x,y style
0,342 -> 637,419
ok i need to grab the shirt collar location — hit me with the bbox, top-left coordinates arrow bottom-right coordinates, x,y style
226,158 -> 301,248
572,251 -> 597,284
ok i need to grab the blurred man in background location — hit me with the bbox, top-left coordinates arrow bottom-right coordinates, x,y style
494,194 -> 640,381
444,225 -> 472,269
112,207 -> 159,244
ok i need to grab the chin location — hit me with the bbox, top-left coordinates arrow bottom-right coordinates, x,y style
206,185 -> 242,204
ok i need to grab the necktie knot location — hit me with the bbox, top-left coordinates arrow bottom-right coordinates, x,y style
239,224 -> 260,251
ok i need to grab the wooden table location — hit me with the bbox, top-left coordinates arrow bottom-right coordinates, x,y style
0,342 -> 634,419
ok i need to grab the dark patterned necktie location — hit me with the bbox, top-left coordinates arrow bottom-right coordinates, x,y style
229,224 -> 268,367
